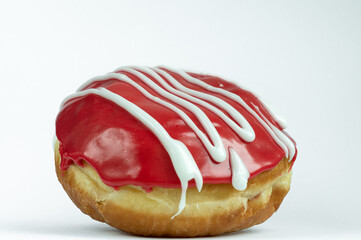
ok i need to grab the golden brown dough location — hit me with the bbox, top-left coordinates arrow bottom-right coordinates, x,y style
54,141 -> 292,237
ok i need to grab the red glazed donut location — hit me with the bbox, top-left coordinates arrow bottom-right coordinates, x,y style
54,66 -> 297,237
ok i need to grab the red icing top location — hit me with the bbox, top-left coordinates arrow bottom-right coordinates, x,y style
56,67 -> 297,189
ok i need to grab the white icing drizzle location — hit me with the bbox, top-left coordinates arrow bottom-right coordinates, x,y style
145,67 -> 256,142
158,66 -> 295,161
252,104 -> 295,161
60,65 -> 295,217
230,148 -> 250,191
178,67 -> 288,129
256,96 -> 288,129
61,88 -> 203,217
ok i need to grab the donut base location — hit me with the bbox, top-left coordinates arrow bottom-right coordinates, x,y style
54,142 -> 292,237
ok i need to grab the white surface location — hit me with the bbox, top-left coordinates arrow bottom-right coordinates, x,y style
0,0 -> 360,239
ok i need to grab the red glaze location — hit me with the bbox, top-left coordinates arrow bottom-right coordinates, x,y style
56,68 -> 297,189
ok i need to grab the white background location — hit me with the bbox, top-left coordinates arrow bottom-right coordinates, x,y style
0,0 -> 360,239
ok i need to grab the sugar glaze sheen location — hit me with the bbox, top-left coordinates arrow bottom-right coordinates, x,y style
56,66 -> 297,217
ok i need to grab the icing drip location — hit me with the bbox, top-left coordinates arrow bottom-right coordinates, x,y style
230,148 -> 250,191
57,65 -> 297,217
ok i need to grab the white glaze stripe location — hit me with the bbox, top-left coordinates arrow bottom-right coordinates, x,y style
159,66 -> 294,160
256,96 -> 288,129
252,104 -> 295,161
178,67 -> 288,130
61,87 -> 203,217
147,67 -> 255,142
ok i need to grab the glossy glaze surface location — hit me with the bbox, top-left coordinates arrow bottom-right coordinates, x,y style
56,67 -> 297,189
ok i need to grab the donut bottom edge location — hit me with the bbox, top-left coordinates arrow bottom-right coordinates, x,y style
54,142 -> 292,237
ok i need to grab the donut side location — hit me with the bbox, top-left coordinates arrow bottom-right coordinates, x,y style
54,141 -> 292,237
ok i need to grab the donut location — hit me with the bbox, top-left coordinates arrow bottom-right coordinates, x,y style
54,66 -> 297,237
